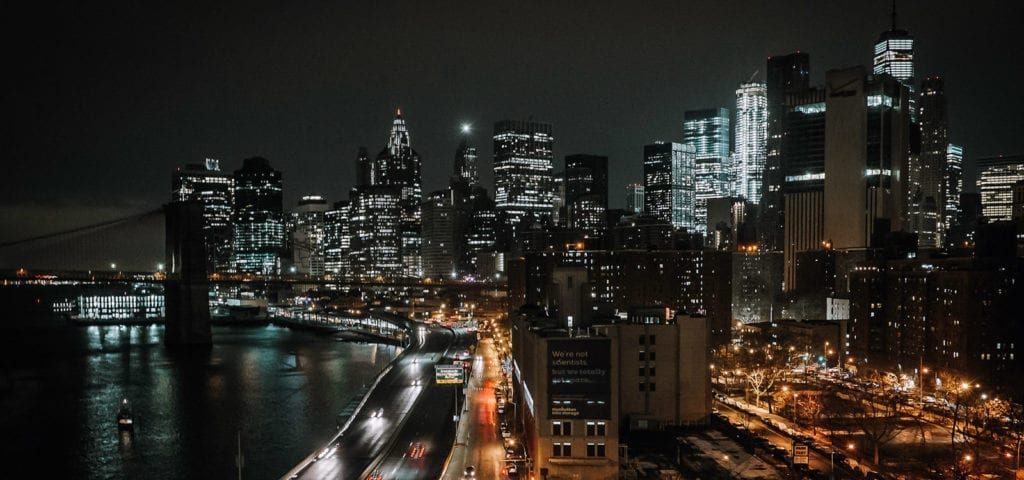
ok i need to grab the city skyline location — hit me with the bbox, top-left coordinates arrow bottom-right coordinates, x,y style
2,3 -> 1023,479
4,1 -> 1023,249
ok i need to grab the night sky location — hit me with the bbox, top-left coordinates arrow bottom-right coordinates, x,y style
3,0 -> 1023,268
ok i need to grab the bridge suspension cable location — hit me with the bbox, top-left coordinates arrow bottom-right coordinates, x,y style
0,207 -> 164,249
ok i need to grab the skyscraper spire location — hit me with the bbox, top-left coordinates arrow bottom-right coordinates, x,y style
373,108 -> 423,280
387,108 -> 411,156
891,0 -> 897,30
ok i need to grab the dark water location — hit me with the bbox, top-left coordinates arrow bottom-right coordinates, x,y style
0,319 -> 400,479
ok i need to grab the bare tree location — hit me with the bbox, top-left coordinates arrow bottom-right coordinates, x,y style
745,365 -> 786,409
715,332 -> 790,410
845,387 -> 910,465
797,391 -> 826,434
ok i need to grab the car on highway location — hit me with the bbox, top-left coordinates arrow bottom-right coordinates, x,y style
463,465 -> 476,477
372,408 -> 384,418
409,442 -> 426,459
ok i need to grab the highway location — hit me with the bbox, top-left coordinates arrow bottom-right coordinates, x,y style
284,322 -> 477,480
441,335 -> 508,480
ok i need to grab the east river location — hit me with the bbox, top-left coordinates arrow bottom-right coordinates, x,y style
0,315 -> 400,479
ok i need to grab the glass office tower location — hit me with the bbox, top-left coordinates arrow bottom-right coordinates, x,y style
684,108 -> 731,234
231,157 -> 284,275
735,83 -> 767,204
643,142 -> 696,230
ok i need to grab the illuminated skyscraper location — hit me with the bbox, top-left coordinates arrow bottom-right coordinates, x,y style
761,52 -> 811,251
735,82 -> 767,204
913,77 -> 948,247
977,155 -> 1024,222
348,185 -> 402,281
493,119 -> 555,237
373,109 -> 423,279
684,108 -> 731,235
231,157 -> 284,275
464,190 -> 497,275
643,142 -> 695,230
454,134 -> 479,187
421,189 -> 462,279
290,195 -> 328,276
347,117 -> 412,281
172,158 -> 234,272
873,2 -> 916,121
323,200 -> 350,278
780,87 -> 827,291
824,66 -> 910,250
626,183 -> 644,214
942,143 -> 963,245
564,154 -> 608,234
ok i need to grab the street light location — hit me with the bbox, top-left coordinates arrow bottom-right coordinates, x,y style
781,386 -> 789,417
919,365 -> 929,406
830,450 -> 835,480
792,393 -> 799,423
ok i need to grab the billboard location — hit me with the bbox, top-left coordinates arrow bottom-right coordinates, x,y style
547,338 -> 611,419
435,364 -> 464,385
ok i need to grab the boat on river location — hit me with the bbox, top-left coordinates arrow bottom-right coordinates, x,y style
117,399 -> 134,430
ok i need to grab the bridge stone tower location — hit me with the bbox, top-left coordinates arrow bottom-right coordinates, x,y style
164,201 -> 212,345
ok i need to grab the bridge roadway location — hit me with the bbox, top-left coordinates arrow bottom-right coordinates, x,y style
1,268 -> 504,291
283,322 -> 476,480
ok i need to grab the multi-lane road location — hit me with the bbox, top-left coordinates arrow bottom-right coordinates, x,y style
284,322 -> 477,480
441,335 -> 508,480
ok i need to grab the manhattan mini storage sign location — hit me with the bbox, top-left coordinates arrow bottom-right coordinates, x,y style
548,338 -> 611,419
435,364 -> 464,384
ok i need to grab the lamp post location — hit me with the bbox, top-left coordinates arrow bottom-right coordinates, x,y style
823,341 -> 830,369
781,386 -> 789,418
918,356 -> 929,407
830,450 -> 835,480
792,393 -> 799,423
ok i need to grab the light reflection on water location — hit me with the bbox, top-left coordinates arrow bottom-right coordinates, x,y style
0,322 -> 399,479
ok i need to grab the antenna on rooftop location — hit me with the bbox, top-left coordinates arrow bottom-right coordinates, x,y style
891,0 -> 897,30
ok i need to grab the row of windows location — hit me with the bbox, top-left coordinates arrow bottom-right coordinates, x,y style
638,334 -> 657,345
552,442 -> 607,457
551,420 -> 607,437
639,366 -> 657,377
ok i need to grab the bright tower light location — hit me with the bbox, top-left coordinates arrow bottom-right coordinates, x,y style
460,123 -> 471,134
